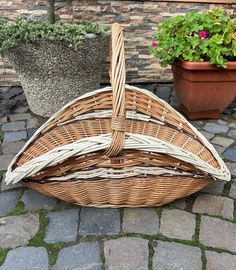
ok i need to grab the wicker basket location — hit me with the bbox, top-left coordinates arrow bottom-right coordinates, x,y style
6,24 -> 230,207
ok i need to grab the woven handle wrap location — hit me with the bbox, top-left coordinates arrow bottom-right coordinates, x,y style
106,23 -> 126,157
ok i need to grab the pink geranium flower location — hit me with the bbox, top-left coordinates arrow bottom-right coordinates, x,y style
151,41 -> 157,47
199,31 -> 207,40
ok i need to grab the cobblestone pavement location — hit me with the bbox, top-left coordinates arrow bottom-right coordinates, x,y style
0,85 -> 236,270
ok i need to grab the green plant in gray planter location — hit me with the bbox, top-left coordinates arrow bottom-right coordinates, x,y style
0,18 -> 110,117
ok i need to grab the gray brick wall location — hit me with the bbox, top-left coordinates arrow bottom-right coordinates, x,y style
0,0 -> 234,86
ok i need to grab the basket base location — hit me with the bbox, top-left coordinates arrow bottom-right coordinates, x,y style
22,176 -> 213,208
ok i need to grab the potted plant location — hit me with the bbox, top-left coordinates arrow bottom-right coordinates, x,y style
150,9 -> 236,120
0,15 -> 109,117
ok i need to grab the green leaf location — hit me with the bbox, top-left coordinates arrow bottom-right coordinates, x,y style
210,34 -> 224,45
0,18 -> 109,56
232,40 -> 236,56
149,8 -> 235,68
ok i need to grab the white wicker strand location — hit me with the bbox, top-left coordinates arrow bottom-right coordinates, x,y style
57,109 -> 163,126
6,133 -> 230,185
44,167 -> 201,181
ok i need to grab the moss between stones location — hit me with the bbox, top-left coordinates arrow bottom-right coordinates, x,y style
119,208 -> 124,220
233,201 -> 236,223
201,249 -> 207,270
100,255 -> 105,266
8,201 -> 25,216
98,241 -> 106,270
148,240 -> 155,270
28,210 -> 49,246
0,172 -> 5,189
220,154 -> 225,160
0,248 -> 10,266
194,214 -> 201,242
157,235 -> 197,247
8,189 -> 25,216
155,207 -> 162,218
0,131 -> 3,144
199,243 -> 236,255
46,243 -> 67,266
27,210 -> 68,265
222,181 -> 232,197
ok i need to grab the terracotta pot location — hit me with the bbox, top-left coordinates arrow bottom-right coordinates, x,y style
172,61 -> 236,120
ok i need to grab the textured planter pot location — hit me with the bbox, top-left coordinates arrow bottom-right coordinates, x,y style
172,61 -> 236,120
7,34 -> 109,117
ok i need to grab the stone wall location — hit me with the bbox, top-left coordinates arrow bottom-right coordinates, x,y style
0,0 -> 235,86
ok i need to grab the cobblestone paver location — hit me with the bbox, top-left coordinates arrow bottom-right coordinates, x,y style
2,121 -> 26,132
203,123 -> 229,134
205,251 -> 236,270
22,189 -> 57,210
200,216 -> 236,252
0,214 -> 39,248
53,242 -> 101,270
122,208 -> 159,234
192,194 -> 234,219
229,181 -> 236,198
169,198 -> 187,209
2,141 -> 25,155
45,209 -> 79,243
200,131 -> 215,140
1,175 -> 21,190
201,181 -> 224,195
211,136 -> 234,148
227,162 -> 236,177
160,209 -> 196,240
79,207 -> 120,236
153,241 -> 202,270
0,191 -> 20,217
224,147 -> 236,162
0,85 -> 236,269
104,238 -> 149,270
229,129 -> 236,138
3,131 -> 27,143
0,155 -> 14,170
0,247 -> 48,270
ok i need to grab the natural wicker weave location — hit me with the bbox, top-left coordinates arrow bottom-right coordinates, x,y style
6,23 -> 230,207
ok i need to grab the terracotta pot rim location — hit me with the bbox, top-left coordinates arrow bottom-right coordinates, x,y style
173,61 -> 236,70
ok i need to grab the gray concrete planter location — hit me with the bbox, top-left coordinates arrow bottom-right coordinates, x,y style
7,34 -> 109,117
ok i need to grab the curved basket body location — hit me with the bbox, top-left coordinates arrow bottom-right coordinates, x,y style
5,24 -> 230,207
6,85 -> 230,207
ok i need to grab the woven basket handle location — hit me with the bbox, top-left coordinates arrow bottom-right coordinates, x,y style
105,23 -> 126,157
